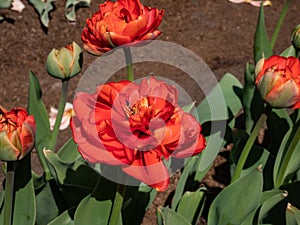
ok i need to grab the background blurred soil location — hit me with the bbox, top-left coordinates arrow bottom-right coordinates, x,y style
0,0 -> 300,224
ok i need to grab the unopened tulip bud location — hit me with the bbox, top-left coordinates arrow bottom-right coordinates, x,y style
255,55 -> 300,109
46,42 -> 83,80
291,24 -> 300,51
0,107 -> 35,161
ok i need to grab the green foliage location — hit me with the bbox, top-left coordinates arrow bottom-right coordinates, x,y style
208,167 -> 263,225
65,0 -> 90,22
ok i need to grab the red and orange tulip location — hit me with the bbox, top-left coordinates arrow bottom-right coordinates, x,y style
81,0 -> 164,55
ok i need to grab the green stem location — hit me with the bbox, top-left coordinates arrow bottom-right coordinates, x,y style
270,0 -> 291,49
4,162 -> 15,225
231,107 -> 271,183
108,184 -> 126,225
123,47 -> 134,81
51,80 -> 69,150
275,120 -> 300,188
36,148 -> 51,180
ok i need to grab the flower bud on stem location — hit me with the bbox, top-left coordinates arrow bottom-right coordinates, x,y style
231,105 -> 272,183
3,161 -> 16,225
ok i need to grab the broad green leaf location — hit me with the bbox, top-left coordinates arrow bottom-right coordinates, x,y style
44,150 -> 98,190
35,181 -> 60,225
274,120 -> 300,188
286,206 -> 299,225
28,0 -> 56,27
57,138 -> 80,163
172,156 -> 197,209
287,204 -> 300,224
74,177 -> 117,225
0,155 -> 36,225
280,45 -> 297,57
47,208 -> 75,225
123,185 -> 157,225
176,189 -> 206,224
0,0 -> 11,8
267,109 -> 292,154
243,63 -> 265,133
207,167 -> 263,225
28,71 -> 52,150
230,129 -> 270,179
157,207 -> 191,225
258,190 -> 288,223
65,0 -> 90,22
197,73 -> 243,124
254,6 -> 272,63
240,189 -> 287,225
198,131 -> 226,172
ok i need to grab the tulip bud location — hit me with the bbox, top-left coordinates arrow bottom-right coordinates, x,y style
46,42 -> 83,80
0,107 -> 35,161
291,24 -> 300,51
255,55 -> 300,109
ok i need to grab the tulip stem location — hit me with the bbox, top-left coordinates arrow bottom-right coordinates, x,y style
270,0 -> 291,50
275,119 -> 300,188
231,106 -> 271,183
4,162 -> 15,225
123,47 -> 134,81
108,183 -> 126,225
51,80 -> 69,150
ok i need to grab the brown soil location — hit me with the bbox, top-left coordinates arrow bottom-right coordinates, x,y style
0,0 -> 300,224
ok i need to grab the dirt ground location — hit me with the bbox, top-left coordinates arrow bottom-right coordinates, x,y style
0,0 -> 300,224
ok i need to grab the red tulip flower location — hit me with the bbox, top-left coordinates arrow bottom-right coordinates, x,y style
71,77 -> 206,191
81,0 -> 164,55
255,55 -> 300,109
0,107 -> 35,161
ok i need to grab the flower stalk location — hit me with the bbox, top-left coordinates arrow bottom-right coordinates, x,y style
231,106 -> 271,183
51,80 -> 69,150
123,47 -> 134,81
3,161 -> 16,225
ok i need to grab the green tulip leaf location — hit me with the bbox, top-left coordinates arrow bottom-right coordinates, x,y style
286,204 -> 300,224
280,45 -> 297,57
176,189 -> 206,224
197,73 -> 242,124
207,166 -> 263,225
172,156 -> 197,209
0,155 -> 36,225
28,0 -> 56,27
44,150 -> 98,190
274,120 -> 300,188
28,71 -> 52,149
123,185 -> 157,225
258,190 -> 288,223
65,0 -> 90,22
35,181 -> 60,225
74,177 -> 117,225
47,208 -> 75,225
157,207 -> 192,225
254,6 -> 272,63
243,63 -> 265,133
57,138 -> 81,164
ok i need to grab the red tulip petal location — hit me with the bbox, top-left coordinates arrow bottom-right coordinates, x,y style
122,150 -> 170,191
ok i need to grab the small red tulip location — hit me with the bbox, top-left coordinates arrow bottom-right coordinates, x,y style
0,107 -> 35,161
255,55 -> 300,109
81,0 -> 164,55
